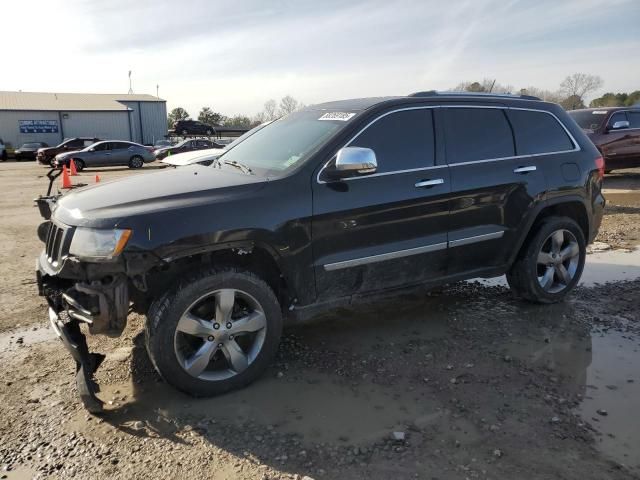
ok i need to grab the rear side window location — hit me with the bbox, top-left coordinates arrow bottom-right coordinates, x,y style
349,109 -> 435,173
628,111 -> 640,128
444,108 -> 514,164
507,110 -> 574,155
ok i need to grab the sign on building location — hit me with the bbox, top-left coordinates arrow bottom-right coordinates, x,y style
19,120 -> 59,134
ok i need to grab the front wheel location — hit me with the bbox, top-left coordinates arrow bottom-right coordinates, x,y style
507,216 -> 586,303
73,159 -> 85,171
145,267 -> 283,396
128,155 -> 144,169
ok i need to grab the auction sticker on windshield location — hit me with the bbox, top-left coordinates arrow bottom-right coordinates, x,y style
318,112 -> 356,121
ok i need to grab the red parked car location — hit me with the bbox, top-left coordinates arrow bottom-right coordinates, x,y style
568,107 -> 640,172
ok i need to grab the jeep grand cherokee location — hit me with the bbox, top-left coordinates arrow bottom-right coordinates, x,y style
36,92 -> 605,412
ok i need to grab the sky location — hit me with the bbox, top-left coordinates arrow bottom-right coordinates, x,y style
2,0 -> 639,117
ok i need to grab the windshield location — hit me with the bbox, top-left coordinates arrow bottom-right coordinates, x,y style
569,110 -> 608,131
217,110 -> 356,175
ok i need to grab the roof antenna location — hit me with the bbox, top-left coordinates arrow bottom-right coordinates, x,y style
128,70 -> 133,94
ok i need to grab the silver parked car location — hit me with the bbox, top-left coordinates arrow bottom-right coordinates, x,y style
53,141 -> 155,171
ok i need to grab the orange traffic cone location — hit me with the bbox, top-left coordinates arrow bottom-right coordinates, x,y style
61,165 -> 72,189
95,175 -> 100,183
69,159 -> 78,176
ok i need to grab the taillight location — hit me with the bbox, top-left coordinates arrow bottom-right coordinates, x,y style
594,155 -> 605,180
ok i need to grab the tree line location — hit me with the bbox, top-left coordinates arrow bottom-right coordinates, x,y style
167,95 -> 304,129
168,73 -> 639,129
453,73 -> 638,110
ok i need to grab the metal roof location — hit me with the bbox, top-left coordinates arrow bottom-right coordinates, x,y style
0,91 -> 165,111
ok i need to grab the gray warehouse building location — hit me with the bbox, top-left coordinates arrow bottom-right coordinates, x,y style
0,91 -> 167,148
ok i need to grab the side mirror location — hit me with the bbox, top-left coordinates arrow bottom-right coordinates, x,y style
332,147 -> 377,177
610,120 -> 630,131
88,147 -> 95,152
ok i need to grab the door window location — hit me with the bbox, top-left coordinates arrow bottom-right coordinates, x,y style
608,112 -> 628,129
348,109 -> 435,173
93,142 -> 110,151
627,111 -> 640,129
506,109 -> 574,155
444,108 -> 515,164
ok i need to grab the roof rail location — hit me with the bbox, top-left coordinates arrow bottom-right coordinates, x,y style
408,91 -> 541,101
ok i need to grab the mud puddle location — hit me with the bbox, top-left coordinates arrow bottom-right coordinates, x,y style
92,372 -> 449,446
474,247 -> 640,287
0,323 -> 54,358
505,324 -> 640,473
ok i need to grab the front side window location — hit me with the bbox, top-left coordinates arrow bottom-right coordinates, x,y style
608,111 -> 628,129
66,139 -> 84,148
348,109 -> 435,173
507,110 -> 574,155
444,108 -> 514,164
93,143 -> 110,151
626,111 -> 640,128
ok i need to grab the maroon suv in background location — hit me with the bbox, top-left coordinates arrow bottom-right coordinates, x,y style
569,107 -> 640,172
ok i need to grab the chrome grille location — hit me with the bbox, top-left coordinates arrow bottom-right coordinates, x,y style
44,222 -> 72,267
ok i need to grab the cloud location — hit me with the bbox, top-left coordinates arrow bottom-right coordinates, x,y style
2,0 -> 639,115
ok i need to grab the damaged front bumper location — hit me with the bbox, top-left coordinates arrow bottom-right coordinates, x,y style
37,251 -> 130,413
47,306 -> 105,413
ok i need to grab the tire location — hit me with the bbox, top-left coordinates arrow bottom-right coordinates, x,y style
507,216 -> 586,304
1,151 -> 6,161
73,159 -> 85,172
145,267 -> 283,397
128,155 -> 144,169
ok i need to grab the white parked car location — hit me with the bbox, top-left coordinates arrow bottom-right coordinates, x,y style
162,121 -> 272,167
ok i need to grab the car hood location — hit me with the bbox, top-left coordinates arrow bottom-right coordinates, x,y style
162,148 -> 226,166
55,149 -> 83,160
53,164 -> 266,227
38,146 -> 60,153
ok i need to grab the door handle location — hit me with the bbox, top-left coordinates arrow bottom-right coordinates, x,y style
513,166 -> 536,174
415,178 -> 444,188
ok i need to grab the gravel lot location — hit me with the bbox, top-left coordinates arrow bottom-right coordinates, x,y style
0,162 -> 639,480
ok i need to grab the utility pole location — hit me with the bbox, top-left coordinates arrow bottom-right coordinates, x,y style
128,70 -> 133,94
156,84 -> 159,98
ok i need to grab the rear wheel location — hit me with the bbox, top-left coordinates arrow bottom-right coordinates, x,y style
128,155 -> 144,169
507,216 -> 585,303
145,267 -> 283,396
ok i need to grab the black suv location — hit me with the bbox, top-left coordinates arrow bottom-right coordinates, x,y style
173,120 -> 216,136
36,92 -> 605,412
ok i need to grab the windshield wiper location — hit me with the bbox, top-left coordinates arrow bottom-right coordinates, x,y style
221,159 -> 253,174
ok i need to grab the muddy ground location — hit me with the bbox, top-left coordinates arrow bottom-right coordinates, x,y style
0,162 -> 639,480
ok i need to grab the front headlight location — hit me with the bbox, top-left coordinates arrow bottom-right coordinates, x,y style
69,227 -> 132,260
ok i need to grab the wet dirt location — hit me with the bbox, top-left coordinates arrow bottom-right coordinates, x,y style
1,163 -> 640,479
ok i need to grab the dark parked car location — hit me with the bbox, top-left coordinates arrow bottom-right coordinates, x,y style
15,142 -> 49,161
36,137 -> 101,165
568,107 -> 640,172
53,141 -> 155,170
173,120 -> 216,136
153,138 -> 222,160
37,92 -> 605,412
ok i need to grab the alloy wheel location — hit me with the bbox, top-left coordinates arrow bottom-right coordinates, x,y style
536,229 -> 580,294
173,289 -> 267,381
